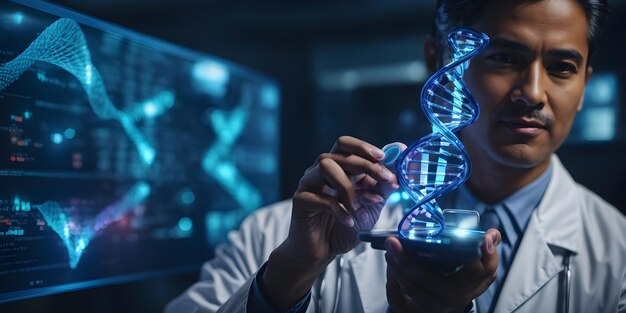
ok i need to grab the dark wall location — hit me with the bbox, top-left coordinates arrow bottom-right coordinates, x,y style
2,1 -> 624,312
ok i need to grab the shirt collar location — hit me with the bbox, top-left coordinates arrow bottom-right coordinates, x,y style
440,164 -> 553,233
500,164 -> 553,232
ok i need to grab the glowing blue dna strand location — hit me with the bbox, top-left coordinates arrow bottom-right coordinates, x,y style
33,182 -> 150,269
392,28 -> 489,239
0,18 -> 175,165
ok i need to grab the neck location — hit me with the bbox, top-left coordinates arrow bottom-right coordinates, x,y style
466,154 -> 551,205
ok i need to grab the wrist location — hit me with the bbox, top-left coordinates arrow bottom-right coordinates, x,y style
261,241 -> 333,311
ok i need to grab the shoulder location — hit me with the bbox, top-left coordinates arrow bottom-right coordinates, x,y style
239,199 -> 293,231
546,156 -> 626,266
576,185 -> 626,238
572,184 -> 626,276
233,199 -> 293,248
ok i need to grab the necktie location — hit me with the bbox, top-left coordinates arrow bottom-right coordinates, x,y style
477,206 -> 505,313
479,206 -> 502,233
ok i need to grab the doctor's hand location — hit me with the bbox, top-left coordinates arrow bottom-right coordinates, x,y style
285,136 -> 401,262
385,229 -> 502,313
260,136 -> 400,311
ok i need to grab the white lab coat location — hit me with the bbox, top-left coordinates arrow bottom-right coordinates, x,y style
165,155 -> 626,313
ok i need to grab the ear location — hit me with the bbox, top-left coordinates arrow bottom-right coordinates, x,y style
578,66 -> 594,112
424,36 -> 438,74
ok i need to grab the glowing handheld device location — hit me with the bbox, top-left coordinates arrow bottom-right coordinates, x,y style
359,28 -> 490,272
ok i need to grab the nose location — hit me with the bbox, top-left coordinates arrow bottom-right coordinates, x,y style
510,61 -> 547,107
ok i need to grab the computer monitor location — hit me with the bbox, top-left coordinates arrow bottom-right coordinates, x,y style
0,0 -> 280,303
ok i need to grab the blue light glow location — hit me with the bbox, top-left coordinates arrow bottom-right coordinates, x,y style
192,59 -> 230,97
143,102 -> 157,117
582,107 -> 615,141
261,85 -> 279,108
51,133 -> 63,144
177,217 -> 193,232
401,191 -> 410,200
388,192 -> 401,203
180,190 -> 195,205
452,228 -> 471,237
63,128 -> 76,139
13,196 -> 31,211
13,12 -> 24,25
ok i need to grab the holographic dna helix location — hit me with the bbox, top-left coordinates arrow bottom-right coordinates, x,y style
0,18 -> 175,165
393,28 -> 489,239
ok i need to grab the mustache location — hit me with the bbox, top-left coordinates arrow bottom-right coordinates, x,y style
497,105 -> 554,129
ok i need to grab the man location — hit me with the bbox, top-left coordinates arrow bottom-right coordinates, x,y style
166,0 -> 626,312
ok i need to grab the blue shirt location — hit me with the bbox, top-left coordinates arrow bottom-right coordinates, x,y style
441,164 -> 553,313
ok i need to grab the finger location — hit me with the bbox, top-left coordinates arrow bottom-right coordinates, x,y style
356,190 -> 384,204
481,229 -> 501,276
320,153 -> 395,183
386,253 -> 446,313
385,237 -> 452,296
355,174 -> 400,202
318,158 -> 358,211
451,230 -> 501,295
299,158 -> 358,211
293,191 -> 355,227
330,136 -> 385,162
354,174 -> 377,191
386,261 -> 415,313
373,177 -> 400,200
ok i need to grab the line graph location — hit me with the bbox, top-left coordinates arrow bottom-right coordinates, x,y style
0,18 -> 168,269
0,18 -> 175,165
33,182 -> 150,269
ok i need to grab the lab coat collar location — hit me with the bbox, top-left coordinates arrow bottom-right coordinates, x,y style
533,155 -> 582,254
494,155 -> 582,312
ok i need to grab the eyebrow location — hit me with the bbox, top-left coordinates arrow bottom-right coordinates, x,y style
488,38 -> 584,66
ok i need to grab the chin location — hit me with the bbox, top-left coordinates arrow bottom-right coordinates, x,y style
490,144 -> 552,170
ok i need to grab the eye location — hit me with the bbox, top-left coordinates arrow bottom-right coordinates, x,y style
548,62 -> 578,78
487,53 -> 518,65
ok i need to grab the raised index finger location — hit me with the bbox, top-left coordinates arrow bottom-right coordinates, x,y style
330,136 -> 385,162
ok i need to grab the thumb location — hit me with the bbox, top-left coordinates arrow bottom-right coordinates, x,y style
481,229 -> 502,273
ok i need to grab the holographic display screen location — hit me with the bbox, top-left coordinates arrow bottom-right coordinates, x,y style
0,0 -> 280,303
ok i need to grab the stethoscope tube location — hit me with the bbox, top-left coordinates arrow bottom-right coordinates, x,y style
562,252 -> 572,313
316,255 -> 343,313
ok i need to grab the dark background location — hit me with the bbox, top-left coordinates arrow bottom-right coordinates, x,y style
2,0 -> 625,312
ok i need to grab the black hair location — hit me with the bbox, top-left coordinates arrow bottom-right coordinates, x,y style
431,0 -> 609,65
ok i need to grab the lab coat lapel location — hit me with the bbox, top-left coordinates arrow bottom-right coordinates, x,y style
348,202 -> 403,312
492,212 -> 563,312
350,246 -> 388,313
493,156 -> 581,312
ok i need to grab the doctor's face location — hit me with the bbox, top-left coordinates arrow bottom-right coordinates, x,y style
461,0 -> 591,170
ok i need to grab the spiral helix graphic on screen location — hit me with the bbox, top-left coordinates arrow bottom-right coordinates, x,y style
392,28 -> 489,239
0,18 -> 175,165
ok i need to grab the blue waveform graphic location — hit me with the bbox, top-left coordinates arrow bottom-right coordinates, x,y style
202,86 -> 262,244
0,0 -> 279,301
33,182 -> 150,269
0,18 -> 175,165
